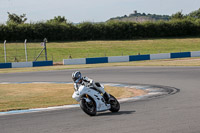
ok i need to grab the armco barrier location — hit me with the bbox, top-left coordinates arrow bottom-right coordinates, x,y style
63,58 -> 86,65
171,52 -> 191,58
33,61 -> 53,67
0,63 -> 12,69
12,62 -> 33,68
0,61 -> 53,69
86,57 -> 108,64
190,51 -> 200,57
150,53 -> 170,60
129,54 -> 150,61
108,56 -> 129,63
63,51 -> 200,65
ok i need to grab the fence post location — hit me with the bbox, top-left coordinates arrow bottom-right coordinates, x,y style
24,39 -> 28,62
44,38 -> 48,61
4,40 -> 7,63
34,38 -> 48,61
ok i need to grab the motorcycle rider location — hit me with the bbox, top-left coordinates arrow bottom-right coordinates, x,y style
72,71 -> 110,103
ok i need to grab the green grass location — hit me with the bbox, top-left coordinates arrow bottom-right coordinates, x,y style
0,37 -> 200,63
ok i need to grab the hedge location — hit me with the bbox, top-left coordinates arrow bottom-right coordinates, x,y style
0,20 -> 200,41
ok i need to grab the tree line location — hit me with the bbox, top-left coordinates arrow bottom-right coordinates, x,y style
0,9 -> 200,42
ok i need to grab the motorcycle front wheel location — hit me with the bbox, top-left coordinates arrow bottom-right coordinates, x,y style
80,95 -> 96,116
109,94 -> 120,112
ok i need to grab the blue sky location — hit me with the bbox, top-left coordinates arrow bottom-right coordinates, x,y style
0,0 -> 199,23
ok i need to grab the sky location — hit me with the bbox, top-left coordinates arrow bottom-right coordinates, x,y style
0,0 -> 200,23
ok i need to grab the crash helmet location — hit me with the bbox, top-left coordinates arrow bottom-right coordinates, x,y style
72,71 -> 82,83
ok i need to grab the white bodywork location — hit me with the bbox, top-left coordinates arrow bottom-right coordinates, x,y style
72,85 -> 111,112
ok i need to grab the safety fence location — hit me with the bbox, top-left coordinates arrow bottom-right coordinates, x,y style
0,61 -> 53,69
0,39 -> 49,63
63,51 -> 200,65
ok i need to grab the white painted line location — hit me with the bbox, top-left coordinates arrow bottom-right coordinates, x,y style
0,105 -> 80,116
0,82 -> 166,116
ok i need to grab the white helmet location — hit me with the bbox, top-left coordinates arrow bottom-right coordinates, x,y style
72,71 -> 82,83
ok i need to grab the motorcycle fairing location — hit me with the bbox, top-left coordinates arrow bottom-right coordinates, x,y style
72,85 -> 110,112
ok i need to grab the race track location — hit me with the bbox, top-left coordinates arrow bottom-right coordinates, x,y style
0,66 -> 200,133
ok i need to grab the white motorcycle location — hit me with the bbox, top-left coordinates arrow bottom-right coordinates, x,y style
72,82 -> 120,116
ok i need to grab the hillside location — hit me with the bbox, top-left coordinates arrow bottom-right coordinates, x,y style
108,10 -> 170,22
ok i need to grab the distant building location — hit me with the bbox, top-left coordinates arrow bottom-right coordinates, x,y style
108,11 -> 170,22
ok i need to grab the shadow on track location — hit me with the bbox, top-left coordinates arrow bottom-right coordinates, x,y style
97,110 -> 136,116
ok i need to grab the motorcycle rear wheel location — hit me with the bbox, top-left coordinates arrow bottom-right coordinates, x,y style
109,94 -> 120,112
80,95 -> 96,116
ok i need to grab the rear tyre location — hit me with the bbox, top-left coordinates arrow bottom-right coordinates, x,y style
80,95 -> 96,116
109,94 -> 120,112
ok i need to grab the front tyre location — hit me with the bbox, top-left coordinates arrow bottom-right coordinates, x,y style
109,94 -> 120,112
80,95 -> 96,116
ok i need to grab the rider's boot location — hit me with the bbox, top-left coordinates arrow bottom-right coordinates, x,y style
103,92 -> 110,104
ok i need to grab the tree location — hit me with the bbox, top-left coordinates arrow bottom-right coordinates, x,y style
142,13 -> 146,16
47,16 -> 67,24
171,11 -> 185,20
7,12 -> 27,24
189,8 -> 200,19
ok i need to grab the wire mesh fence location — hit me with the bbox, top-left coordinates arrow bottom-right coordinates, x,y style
0,41 -> 133,63
1,39 -> 199,63
0,41 -> 48,63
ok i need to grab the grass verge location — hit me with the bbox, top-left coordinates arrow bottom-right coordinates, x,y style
0,83 -> 146,112
1,37 -> 200,62
0,57 -> 200,74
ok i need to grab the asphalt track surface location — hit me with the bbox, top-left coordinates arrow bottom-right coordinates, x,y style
0,66 -> 200,133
